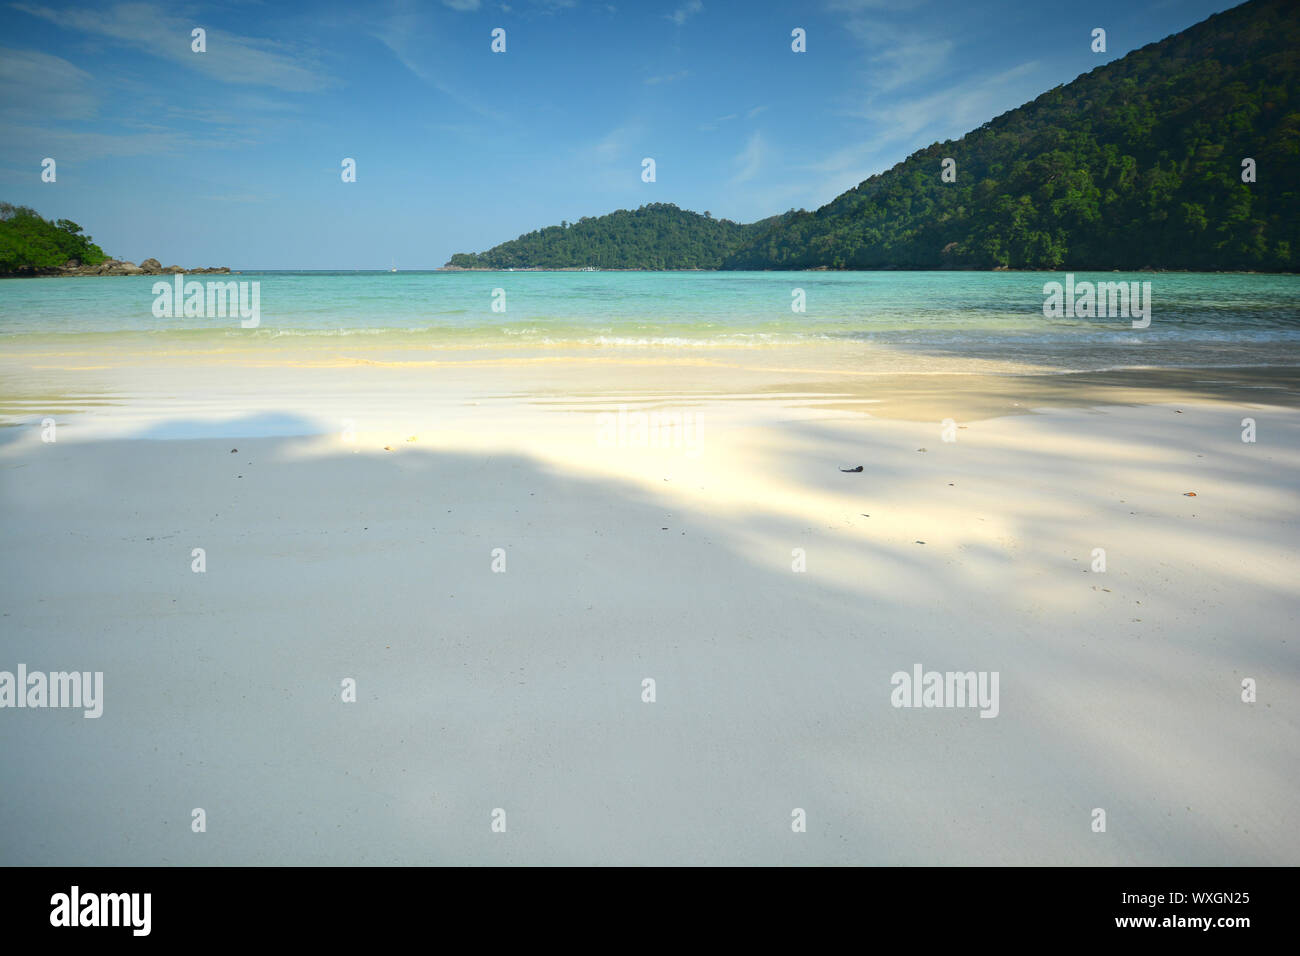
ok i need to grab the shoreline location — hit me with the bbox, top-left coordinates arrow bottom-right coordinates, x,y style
8,267 -> 1294,276
435,265 -> 1300,274
4,342 -> 1298,432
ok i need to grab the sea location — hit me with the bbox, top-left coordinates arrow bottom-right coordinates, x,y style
1,270 -> 1298,373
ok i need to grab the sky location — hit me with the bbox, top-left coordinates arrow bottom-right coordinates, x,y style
0,0 -> 1243,269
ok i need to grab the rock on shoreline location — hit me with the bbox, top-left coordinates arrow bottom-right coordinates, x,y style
5,257 -> 234,277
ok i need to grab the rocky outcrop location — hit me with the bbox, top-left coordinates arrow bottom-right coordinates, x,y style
45,258 -> 232,277
90,259 -> 143,275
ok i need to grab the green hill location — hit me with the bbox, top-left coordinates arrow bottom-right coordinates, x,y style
722,0 -> 1299,271
444,203 -> 767,270
0,203 -> 109,274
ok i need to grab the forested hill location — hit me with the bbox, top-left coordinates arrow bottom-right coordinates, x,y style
444,204 -> 768,269
722,0 -> 1299,271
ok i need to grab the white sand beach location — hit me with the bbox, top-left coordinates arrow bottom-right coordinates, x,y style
1,345 -> 1297,865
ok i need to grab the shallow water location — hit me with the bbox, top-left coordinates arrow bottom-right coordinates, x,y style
2,270 -> 1297,373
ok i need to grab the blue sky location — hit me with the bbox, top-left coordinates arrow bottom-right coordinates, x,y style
0,0 -> 1241,268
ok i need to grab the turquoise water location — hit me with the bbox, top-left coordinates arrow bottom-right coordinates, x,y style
1,270 -> 1297,371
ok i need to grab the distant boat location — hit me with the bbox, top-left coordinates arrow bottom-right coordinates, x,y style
390,259 -> 397,273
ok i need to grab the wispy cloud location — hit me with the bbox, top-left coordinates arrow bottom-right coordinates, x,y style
171,92 -> 301,121
590,124 -> 641,163
0,30 -> 297,163
644,69 -> 689,85
12,2 -> 333,93
826,0 -> 929,23
825,0 -> 961,111
0,123 -> 244,162
852,60 -> 1043,139
700,105 -> 765,132
371,7 -> 506,121
818,0 -> 1049,203
504,0 -> 579,13
806,59 -> 1045,203
560,122 -> 649,194
698,112 -> 737,131
442,0 -> 480,9
869,34 -> 954,92
666,1 -> 702,26
0,48 -> 97,120
731,130 -> 764,184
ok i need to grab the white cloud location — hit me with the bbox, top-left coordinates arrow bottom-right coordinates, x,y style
558,123 -> 648,194
371,10 -> 506,121
11,2 -> 332,93
826,0 -> 929,25
700,105 -> 765,132
816,0 -> 1052,205
442,0 -> 481,9
808,60 -> 1046,203
869,36 -> 954,92
590,124 -> 641,162
533,0 -> 578,9
0,123 -> 241,162
731,130 -> 764,184
0,48 -> 97,120
800,137 -> 883,200
853,60 -> 1043,139
644,69 -> 689,85
698,112 -> 737,131
824,1 -> 957,97
666,1 -> 702,26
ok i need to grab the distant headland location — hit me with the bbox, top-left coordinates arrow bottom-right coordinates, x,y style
0,202 -> 228,278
